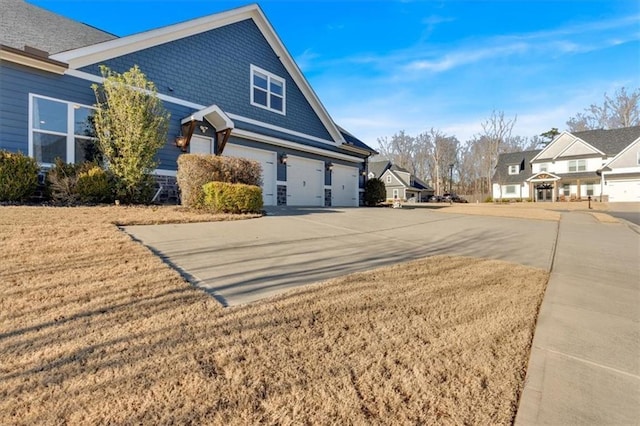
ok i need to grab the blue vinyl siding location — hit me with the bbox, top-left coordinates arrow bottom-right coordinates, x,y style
0,61 -> 195,171
80,19 -> 334,143
0,62 -> 97,153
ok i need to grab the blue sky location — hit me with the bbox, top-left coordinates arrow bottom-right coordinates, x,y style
31,0 -> 640,148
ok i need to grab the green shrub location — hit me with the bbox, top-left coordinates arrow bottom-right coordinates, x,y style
202,181 -> 263,214
484,196 -> 493,203
364,178 -> 386,206
0,150 -> 39,202
177,154 -> 262,208
47,159 -> 114,204
76,166 -> 113,203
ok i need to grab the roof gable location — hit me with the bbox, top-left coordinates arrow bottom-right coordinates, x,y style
50,4 -> 345,144
602,137 -> 640,170
532,132 -> 582,161
555,138 -> 603,159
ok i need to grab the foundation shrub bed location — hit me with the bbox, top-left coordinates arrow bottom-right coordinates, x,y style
0,150 -> 39,202
47,159 -> 114,204
177,154 -> 262,207
202,181 -> 263,213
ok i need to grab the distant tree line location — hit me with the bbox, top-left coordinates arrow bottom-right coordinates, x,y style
376,86 -> 640,197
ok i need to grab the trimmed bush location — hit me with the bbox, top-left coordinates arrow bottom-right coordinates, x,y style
202,181 -> 263,214
484,196 -> 493,203
364,178 -> 386,206
177,154 -> 262,208
77,166 -> 113,203
0,150 -> 39,202
47,159 -> 114,204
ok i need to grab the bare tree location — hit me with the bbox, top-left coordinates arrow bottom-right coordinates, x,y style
567,87 -> 640,131
417,128 -> 458,195
377,131 -> 417,175
477,110 -> 517,196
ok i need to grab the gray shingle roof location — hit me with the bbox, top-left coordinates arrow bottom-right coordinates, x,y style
573,126 -> 640,156
0,0 -> 116,55
368,160 -> 391,179
337,126 -> 376,154
492,150 -> 541,184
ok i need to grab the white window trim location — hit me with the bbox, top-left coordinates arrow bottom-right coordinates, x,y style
386,175 -> 392,183
29,93 -> 96,166
568,159 -> 586,173
539,163 -> 548,172
508,165 -> 519,175
505,185 -> 517,195
250,64 -> 286,115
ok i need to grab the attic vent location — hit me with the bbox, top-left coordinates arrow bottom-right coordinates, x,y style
23,45 -> 49,58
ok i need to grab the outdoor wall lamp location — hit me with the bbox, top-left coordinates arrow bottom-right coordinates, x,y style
326,162 -> 334,172
175,135 -> 188,152
279,153 -> 288,164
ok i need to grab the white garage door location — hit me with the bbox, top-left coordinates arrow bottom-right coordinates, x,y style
607,179 -> 640,202
224,144 -> 276,206
332,164 -> 359,207
287,156 -> 324,206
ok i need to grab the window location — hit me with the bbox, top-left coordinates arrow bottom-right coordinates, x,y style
386,175 -> 392,183
539,163 -> 549,172
563,184 -> 571,196
508,165 -> 519,175
250,65 -> 285,114
505,185 -> 517,195
30,94 -> 96,165
568,159 -> 586,172
585,183 -> 594,196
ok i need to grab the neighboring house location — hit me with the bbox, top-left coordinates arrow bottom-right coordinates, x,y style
492,126 -> 640,202
368,160 -> 434,201
0,0 -> 376,206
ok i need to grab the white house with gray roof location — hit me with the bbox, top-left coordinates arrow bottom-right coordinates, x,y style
492,126 -> 640,202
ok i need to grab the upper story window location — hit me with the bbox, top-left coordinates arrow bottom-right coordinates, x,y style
386,175 -> 392,183
250,65 -> 285,115
568,159 -> 586,172
30,94 -> 96,165
508,164 -> 519,175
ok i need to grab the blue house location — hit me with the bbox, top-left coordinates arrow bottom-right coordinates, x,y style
0,1 -> 376,206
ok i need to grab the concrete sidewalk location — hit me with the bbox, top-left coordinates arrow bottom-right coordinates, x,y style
516,212 -> 640,425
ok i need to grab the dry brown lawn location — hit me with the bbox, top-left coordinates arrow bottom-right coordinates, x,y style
1,206 -> 548,425
439,200 -> 611,221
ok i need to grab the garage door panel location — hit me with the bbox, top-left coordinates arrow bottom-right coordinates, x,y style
607,179 -> 640,202
287,156 -> 323,206
224,144 -> 276,206
332,165 -> 358,207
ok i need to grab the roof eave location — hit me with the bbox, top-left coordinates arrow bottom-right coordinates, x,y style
0,44 -> 67,74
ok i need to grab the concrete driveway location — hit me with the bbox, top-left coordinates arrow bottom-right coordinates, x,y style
125,207 -> 558,306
